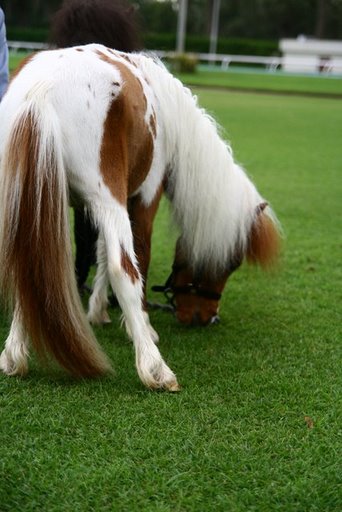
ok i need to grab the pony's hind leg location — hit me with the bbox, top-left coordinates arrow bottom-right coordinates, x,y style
88,234 -> 111,325
87,217 -> 159,342
0,305 -> 29,376
93,203 -> 179,391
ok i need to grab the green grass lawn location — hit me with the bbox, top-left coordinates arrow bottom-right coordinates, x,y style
176,67 -> 342,97
1,66 -> 341,510
8,51 -> 28,73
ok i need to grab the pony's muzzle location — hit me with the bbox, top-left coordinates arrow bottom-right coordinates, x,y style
189,312 -> 220,327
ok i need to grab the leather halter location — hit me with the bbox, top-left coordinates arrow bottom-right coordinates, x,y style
151,263 -> 222,310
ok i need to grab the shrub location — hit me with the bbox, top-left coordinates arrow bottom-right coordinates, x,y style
168,53 -> 198,73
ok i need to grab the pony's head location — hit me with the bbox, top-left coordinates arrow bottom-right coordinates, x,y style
153,203 -> 280,326
167,255 -> 241,327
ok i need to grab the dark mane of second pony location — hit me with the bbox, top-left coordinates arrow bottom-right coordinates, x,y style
50,0 -> 141,51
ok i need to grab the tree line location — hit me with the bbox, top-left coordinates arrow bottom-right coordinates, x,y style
2,0 -> 342,42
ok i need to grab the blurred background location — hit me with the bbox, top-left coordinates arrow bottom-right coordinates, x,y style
2,0 -> 342,56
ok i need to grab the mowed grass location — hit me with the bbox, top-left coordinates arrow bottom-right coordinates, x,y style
8,51 -> 29,73
176,67 -> 342,97
1,66 -> 341,511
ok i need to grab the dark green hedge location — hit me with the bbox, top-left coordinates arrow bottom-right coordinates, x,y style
144,33 -> 278,56
217,38 -> 278,56
7,27 -> 278,57
143,33 -> 176,51
7,27 -> 50,43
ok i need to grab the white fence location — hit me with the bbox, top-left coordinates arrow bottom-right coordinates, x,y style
156,50 -> 281,71
157,50 -> 342,74
8,41 -> 342,75
8,40 -> 49,51
280,39 -> 342,75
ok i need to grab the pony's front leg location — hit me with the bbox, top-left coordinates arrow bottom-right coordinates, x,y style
0,305 -> 29,376
128,186 -> 163,305
87,234 -> 111,325
128,188 -> 164,344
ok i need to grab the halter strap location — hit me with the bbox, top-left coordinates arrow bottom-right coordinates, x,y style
151,264 -> 222,309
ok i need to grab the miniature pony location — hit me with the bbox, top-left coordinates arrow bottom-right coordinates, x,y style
0,45 -> 279,390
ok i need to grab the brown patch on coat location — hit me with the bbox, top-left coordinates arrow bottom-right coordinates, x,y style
100,95 -> 128,204
120,53 -> 138,67
149,112 -> 157,138
246,208 -> 280,268
105,48 -> 137,68
120,246 -> 139,282
97,50 -> 154,204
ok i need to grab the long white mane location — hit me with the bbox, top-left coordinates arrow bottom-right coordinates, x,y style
136,55 -> 267,273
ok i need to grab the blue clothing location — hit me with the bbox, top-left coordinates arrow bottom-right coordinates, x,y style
0,8 -> 9,100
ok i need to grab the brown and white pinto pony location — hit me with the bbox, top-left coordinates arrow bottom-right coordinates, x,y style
0,45 -> 279,390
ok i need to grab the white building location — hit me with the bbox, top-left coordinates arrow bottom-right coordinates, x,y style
280,38 -> 342,74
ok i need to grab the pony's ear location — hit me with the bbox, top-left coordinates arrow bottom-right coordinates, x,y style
257,201 -> 268,214
246,203 -> 280,269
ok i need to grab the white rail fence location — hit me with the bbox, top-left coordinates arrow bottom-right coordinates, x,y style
8,40 -> 49,51
8,41 -> 342,75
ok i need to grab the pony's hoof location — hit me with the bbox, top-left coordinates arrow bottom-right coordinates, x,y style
136,344 -> 179,391
166,380 -> 181,392
0,350 -> 28,376
146,377 -> 181,392
140,363 -> 180,392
